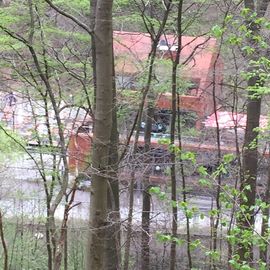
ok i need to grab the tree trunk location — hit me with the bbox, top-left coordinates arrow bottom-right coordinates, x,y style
170,2 -> 182,269
238,85 -> 261,262
177,94 -> 192,269
169,63 -> 178,270
105,52 -> 121,270
238,0 -> 269,263
260,154 -> 270,266
87,0 -> 114,269
90,0 -> 97,114
139,4 -> 173,268
141,103 -> 154,270
0,211 -> 8,270
123,169 -> 135,270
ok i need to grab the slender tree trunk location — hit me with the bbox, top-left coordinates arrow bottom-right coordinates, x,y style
64,228 -> 67,270
211,28 -> 226,268
139,4 -> 173,268
87,0 -> 114,269
0,211 -> 8,270
123,5 -> 172,267
239,86 -> 261,262
123,84 -> 149,270
105,52 -> 121,270
169,62 -> 178,270
123,169 -> 135,270
141,185 -> 151,270
170,1 -> 183,269
123,48 -> 158,270
141,103 -> 154,270
238,0 -> 269,263
53,188 -> 77,270
122,68 -> 151,270
176,93 -> 192,269
90,0 -> 97,114
139,43 -> 158,270
227,63 -> 242,269
260,153 -> 270,265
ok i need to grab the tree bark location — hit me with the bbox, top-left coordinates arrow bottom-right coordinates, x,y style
139,4 -> 173,268
170,1 -> 183,269
239,79 -> 261,262
0,211 -> 8,270
238,0 -> 269,263
141,103 -> 154,270
169,63 -> 178,270
105,51 -> 121,270
90,0 -> 97,114
260,154 -> 270,266
87,0 -> 114,269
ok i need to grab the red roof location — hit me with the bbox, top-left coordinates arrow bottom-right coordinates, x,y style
113,31 -> 224,128
203,111 -> 268,129
113,31 -> 218,79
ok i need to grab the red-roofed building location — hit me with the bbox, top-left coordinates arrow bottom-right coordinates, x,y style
69,31 -> 224,173
113,31 -> 223,128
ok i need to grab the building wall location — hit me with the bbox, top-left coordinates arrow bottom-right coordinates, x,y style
200,54 -> 223,117
69,133 -> 92,172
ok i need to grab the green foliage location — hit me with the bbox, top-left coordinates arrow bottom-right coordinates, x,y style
212,6 -> 270,112
46,26 -> 91,43
1,219 -> 86,269
211,25 -> 224,38
190,239 -> 201,251
157,138 -> 170,145
0,125 -> 25,162
197,165 -> 208,176
205,250 -> 220,261
179,151 -> 196,164
149,186 -> 167,200
223,153 -> 234,164
50,0 -> 90,14
198,178 -> 211,187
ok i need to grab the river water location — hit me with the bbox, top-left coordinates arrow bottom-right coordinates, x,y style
0,155 -> 264,235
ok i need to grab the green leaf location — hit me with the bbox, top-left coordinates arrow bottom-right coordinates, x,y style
156,232 -> 171,243
157,138 -> 170,145
225,15 -> 233,23
179,201 -> 187,209
221,219 -> 227,227
209,209 -> 219,217
264,22 -> 270,29
158,191 -> 166,201
197,166 -> 208,176
198,178 -> 211,187
228,34 -> 242,45
173,237 -> 185,246
223,154 -> 234,164
171,200 -> 177,208
240,8 -> 251,17
190,239 -> 201,251
180,151 -> 196,164
149,186 -> 161,194
242,46 -> 255,56
186,210 -> 193,219
254,17 -> 265,25
211,25 -> 224,38
205,250 -> 220,261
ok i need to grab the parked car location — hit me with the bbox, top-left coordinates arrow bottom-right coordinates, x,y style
140,121 -> 167,133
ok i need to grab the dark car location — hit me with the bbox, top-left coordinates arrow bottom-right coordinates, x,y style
140,122 -> 167,133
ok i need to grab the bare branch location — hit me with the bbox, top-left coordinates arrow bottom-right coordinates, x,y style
44,0 -> 93,36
